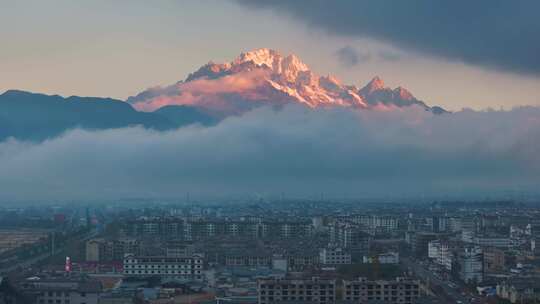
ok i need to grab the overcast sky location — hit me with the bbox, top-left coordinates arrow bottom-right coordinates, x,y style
1,0 -> 539,111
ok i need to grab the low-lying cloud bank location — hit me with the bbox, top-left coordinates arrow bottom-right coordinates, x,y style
1,105 -> 539,201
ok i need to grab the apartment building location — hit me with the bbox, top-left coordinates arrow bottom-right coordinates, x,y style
86,238 -> 140,262
329,223 -> 371,257
319,247 -> 351,265
458,246 -> 483,284
483,247 -> 506,274
343,277 -> 421,304
258,277 -> 336,304
123,253 -> 205,281
473,235 -> 511,248
127,219 -> 312,241
224,249 -> 272,267
411,232 -> 438,258
351,215 -> 399,232
428,240 -> 454,270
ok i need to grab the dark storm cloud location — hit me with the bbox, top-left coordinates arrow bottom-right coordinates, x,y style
335,46 -> 401,66
237,0 -> 540,75
0,105 -> 539,201
335,46 -> 365,66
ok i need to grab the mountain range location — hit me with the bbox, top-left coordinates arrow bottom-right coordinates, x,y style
128,48 -> 446,115
0,48 -> 445,141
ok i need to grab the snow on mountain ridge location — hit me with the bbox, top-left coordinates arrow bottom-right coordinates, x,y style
128,48 -> 443,115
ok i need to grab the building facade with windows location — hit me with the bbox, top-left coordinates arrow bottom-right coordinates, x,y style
319,247 -> 351,265
458,246 -> 483,284
257,277 -> 336,304
123,253 -> 205,281
342,277 -> 421,304
127,219 -> 312,241
17,276 -> 102,304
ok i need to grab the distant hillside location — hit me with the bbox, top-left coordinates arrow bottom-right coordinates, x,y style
0,90 -> 214,141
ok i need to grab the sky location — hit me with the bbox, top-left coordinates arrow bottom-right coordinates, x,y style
1,0 -> 540,201
1,0 -> 539,111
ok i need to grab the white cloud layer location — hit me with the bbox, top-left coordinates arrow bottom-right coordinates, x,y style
1,105 -> 539,201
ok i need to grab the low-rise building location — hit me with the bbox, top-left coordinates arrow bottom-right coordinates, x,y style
17,276 -> 102,304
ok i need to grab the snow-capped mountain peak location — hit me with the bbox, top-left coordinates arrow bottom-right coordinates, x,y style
233,48 -> 282,69
233,48 -> 310,83
128,49 -> 444,115
362,76 -> 386,94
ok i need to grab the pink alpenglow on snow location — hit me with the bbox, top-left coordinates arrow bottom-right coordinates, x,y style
128,48 -> 443,116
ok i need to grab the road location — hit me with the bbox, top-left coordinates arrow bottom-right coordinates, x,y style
401,257 -> 470,304
0,228 -> 97,275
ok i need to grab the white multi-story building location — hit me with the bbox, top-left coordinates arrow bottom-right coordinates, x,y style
319,247 -> 351,265
428,240 -> 453,270
123,253 -> 205,281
